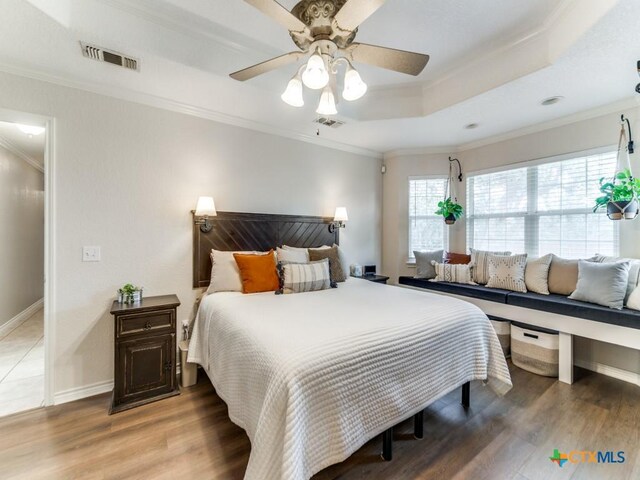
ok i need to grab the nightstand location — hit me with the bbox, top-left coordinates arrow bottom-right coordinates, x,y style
110,294 -> 181,414
354,274 -> 389,284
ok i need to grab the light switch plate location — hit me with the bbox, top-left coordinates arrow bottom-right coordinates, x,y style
83,246 -> 101,262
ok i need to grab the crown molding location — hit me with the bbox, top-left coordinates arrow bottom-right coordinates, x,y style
0,62 -> 382,159
457,96 -> 640,152
383,146 -> 457,160
0,134 -> 44,173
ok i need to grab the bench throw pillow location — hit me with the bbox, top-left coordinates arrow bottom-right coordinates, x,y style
280,259 -> 331,294
308,245 -> 347,283
627,284 -> 640,310
525,254 -> 553,295
547,255 -> 579,296
569,260 -> 630,309
470,249 -> 511,284
444,252 -> 471,265
589,254 -> 640,304
430,261 -> 477,285
413,250 -> 444,279
486,254 -> 528,293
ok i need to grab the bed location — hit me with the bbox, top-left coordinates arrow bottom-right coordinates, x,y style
188,211 -> 512,480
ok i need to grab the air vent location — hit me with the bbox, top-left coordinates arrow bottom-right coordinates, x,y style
80,42 -> 139,71
313,117 -> 345,128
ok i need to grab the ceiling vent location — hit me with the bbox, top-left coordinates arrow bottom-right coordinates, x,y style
80,42 -> 139,71
314,117 -> 345,128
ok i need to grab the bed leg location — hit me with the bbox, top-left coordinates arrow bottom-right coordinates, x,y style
461,381 -> 470,408
413,410 -> 424,439
381,427 -> 393,461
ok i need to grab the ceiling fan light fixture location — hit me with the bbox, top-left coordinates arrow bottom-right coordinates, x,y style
342,65 -> 367,101
302,51 -> 329,90
281,74 -> 304,107
316,86 -> 338,116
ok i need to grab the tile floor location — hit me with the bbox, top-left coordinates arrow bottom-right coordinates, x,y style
0,308 -> 44,417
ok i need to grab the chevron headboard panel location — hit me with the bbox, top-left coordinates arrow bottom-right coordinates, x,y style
192,211 -> 339,288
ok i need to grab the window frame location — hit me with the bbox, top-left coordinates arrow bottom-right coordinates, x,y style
465,145 -> 620,258
407,175 -> 449,262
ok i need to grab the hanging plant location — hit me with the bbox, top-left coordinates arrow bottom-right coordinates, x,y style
593,116 -> 639,221
593,169 -> 640,220
436,197 -> 464,224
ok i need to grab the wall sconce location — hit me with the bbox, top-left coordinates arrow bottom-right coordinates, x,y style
329,207 -> 348,233
194,196 -> 217,233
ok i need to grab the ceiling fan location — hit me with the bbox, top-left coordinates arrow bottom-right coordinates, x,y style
230,0 -> 430,115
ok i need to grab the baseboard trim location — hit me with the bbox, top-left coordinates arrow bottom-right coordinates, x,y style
54,380 -> 114,405
575,359 -> 640,387
0,298 -> 43,338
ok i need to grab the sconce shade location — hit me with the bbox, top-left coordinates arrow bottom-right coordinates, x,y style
195,196 -> 217,217
333,207 -> 348,222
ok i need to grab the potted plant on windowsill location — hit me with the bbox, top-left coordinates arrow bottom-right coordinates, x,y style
593,169 -> 640,220
435,197 -> 464,225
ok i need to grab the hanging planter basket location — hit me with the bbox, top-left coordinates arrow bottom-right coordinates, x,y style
436,157 -> 464,225
594,117 -> 639,221
444,214 -> 457,225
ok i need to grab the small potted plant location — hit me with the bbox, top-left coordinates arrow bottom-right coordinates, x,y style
435,197 -> 464,225
593,169 -> 640,220
117,283 -> 143,304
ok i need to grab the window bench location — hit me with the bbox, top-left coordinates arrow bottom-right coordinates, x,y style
398,276 -> 640,385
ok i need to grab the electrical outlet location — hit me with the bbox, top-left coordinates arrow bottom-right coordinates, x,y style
82,246 -> 101,262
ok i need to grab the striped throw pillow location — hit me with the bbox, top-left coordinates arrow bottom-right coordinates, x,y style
486,254 -> 528,292
471,249 -> 511,284
430,261 -> 477,285
281,259 -> 332,294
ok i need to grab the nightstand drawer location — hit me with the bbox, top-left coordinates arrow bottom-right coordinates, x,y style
116,310 -> 175,338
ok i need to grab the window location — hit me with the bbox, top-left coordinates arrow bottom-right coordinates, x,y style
467,150 -> 619,258
408,177 -> 449,259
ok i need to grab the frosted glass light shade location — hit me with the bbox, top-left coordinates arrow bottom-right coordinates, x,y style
281,76 -> 304,107
316,86 -> 338,115
195,196 -> 217,217
15,124 -> 45,136
302,53 -> 329,90
342,67 -> 367,101
334,207 -> 348,222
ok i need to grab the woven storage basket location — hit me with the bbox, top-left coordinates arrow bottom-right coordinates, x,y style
488,316 -> 510,358
511,322 -> 559,377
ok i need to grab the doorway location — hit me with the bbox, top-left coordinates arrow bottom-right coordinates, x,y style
0,115 -> 49,416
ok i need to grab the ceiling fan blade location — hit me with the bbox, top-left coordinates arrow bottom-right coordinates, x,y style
334,0 -> 387,32
243,0 -> 308,33
230,51 -> 305,81
347,43 -> 430,76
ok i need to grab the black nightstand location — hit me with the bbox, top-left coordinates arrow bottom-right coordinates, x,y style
353,274 -> 389,284
110,294 -> 181,414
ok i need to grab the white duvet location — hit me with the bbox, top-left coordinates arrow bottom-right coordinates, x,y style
188,278 -> 512,480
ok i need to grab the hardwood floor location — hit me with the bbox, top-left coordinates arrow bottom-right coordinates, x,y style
0,363 -> 638,480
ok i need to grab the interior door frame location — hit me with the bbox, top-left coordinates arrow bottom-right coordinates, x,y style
0,108 -> 55,406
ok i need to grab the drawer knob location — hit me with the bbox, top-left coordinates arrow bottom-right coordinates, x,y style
164,361 -> 172,371
144,321 -> 152,330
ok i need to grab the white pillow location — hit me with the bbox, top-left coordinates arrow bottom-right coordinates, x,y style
525,254 -> 553,295
486,254 -> 528,293
626,284 -> 640,310
470,249 -> 511,284
276,247 -> 308,264
281,245 -> 310,262
207,249 -> 269,293
429,261 -> 477,285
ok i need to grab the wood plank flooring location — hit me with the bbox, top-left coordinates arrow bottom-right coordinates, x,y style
0,363 -> 638,480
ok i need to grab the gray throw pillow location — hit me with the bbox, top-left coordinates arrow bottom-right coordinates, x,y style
569,260 -> 630,309
413,250 -> 443,279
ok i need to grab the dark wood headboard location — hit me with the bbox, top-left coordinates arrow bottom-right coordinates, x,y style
192,211 -> 339,288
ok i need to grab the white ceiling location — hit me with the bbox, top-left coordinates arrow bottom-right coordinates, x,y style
0,120 -> 45,169
0,0 -> 638,155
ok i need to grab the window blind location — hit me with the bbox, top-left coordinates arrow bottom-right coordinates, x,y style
408,177 -> 449,258
467,151 -> 619,258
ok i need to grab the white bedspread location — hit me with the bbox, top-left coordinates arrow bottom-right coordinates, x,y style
188,278 -> 512,480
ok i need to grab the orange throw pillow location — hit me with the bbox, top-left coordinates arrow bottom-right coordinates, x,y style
444,252 -> 471,264
233,251 -> 279,294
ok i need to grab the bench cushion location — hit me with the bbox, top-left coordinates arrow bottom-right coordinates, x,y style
506,292 -> 640,330
398,277 -> 511,303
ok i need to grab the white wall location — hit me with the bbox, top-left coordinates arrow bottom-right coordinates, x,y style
382,105 -> 640,379
0,71 -> 382,398
0,143 -> 44,327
